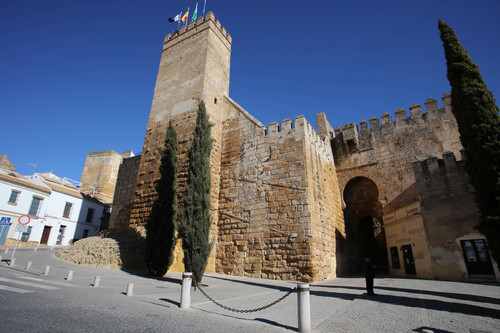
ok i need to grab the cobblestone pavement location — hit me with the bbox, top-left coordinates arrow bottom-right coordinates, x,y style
1,247 -> 499,332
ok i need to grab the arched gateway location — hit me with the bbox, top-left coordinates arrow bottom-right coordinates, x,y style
341,176 -> 388,275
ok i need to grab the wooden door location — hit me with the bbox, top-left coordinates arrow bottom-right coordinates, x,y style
40,226 -> 51,244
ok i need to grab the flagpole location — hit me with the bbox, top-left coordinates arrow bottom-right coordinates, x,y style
203,0 -> 206,17
186,7 -> 190,27
178,11 -> 182,30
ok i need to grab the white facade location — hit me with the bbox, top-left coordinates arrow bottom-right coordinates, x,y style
0,171 -> 51,246
0,170 -> 105,246
35,180 -> 82,246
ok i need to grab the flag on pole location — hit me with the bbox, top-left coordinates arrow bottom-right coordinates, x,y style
202,0 -> 207,16
191,2 -> 198,22
181,8 -> 189,24
168,13 -> 181,23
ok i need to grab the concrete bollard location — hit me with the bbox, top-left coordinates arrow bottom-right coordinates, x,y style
297,283 -> 311,333
126,283 -> 134,296
4,248 -> 8,254
180,272 -> 192,309
50,246 -> 54,251
10,258 -> 16,267
0,255 -> 2,262
93,276 -> 101,288
34,247 -> 38,253
44,265 -> 50,275
67,270 -> 74,281
26,261 -> 32,271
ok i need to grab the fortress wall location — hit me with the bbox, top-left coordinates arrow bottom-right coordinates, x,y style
333,93 -> 463,206
412,152 -> 485,281
109,155 -> 141,229
301,116 -> 345,280
217,100 -> 344,281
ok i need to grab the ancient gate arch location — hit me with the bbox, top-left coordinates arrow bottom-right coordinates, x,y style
339,176 -> 388,275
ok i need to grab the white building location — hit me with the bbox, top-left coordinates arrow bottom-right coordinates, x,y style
32,173 -> 83,246
0,170 -> 104,246
0,170 -> 50,245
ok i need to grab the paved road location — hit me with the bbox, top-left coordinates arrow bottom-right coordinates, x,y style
1,247 -> 499,332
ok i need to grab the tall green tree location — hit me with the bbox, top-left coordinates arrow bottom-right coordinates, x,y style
145,121 -> 179,276
179,101 -> 214,285
439,19 -> 500,267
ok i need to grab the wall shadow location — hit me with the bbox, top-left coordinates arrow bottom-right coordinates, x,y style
315,284 -> 500,305
310,287 -> 500,319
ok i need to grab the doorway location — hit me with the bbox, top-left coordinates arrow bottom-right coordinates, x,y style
57,226 -> 66,245
357,216 -> 387,265
40,226 -> 51,244
402,244 -> 416,274
461,239 -> 495,275
341,177 -> 387,275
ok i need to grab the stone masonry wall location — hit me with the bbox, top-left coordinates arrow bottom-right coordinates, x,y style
80,150 -> 123,204
216,97 -> 344,282
332,93 -> 463,212
412,152 -> 491,281
302,118 -> 345,280
109,155 -> 141,229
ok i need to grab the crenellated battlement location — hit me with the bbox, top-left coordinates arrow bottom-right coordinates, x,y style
412,151 -> 473,202
335,93 -> 451,138
163,12 -> 232,47
251,116 -> 333,162
332,93 -> 460,161
413,151 -> 465,179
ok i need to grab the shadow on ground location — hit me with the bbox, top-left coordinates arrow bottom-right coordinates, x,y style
313,285 -> 500,319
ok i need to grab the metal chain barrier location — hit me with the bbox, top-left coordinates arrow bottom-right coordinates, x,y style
197,285 -> 296,313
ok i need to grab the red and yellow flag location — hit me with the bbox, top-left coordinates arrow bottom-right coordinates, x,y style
180,8 -> 189,23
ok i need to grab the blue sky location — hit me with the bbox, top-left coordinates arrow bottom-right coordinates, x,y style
1,0 -> 499,181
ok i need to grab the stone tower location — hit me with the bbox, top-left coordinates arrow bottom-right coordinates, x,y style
80,150 -> 134,204
129,12 -> 232,271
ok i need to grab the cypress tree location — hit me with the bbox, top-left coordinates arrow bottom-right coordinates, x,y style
180,101 -> 214,285
438,20 -> 500,267
145,121 -> 179,276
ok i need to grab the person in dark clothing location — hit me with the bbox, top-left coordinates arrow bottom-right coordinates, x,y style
362,256 -> 376,295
